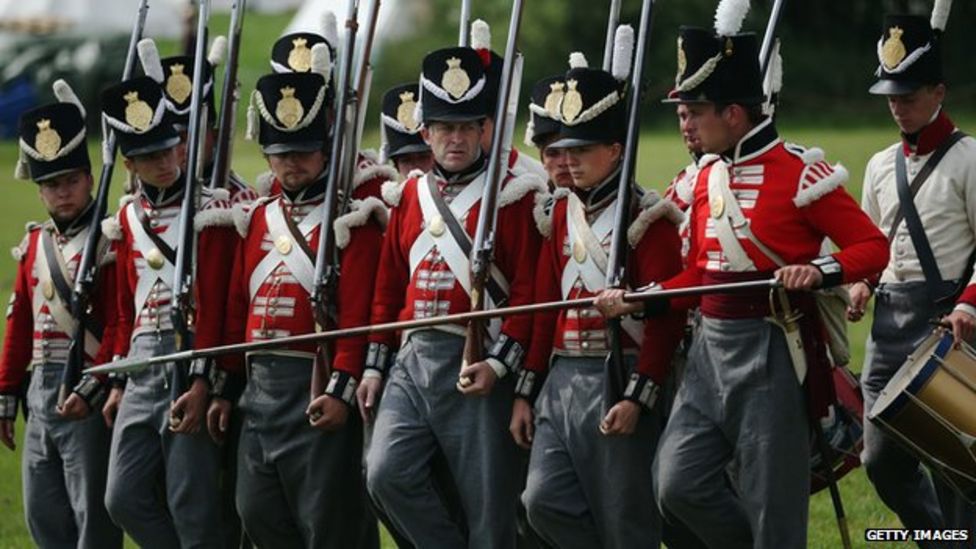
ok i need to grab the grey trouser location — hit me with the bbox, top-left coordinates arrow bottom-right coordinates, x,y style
366,331 -> 520,549
105,333 -> 223,548
22,363 -> 122,549
235,353 -> 371,549
862,281 -> 976,548
521,355 -> 660,549
655,316 -> 809,549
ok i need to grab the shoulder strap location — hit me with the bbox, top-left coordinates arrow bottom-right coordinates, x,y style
132,200 -> 177,265
885,131 -> 967,242
893,131 -> 967,301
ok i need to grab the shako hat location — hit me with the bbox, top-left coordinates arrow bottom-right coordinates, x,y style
101,75 -> 180,157
16,80 -> 91,182
246,71 -> 330,155
868,4 -> 949,96
417,46 -> 489,123
380,83 -> 430,163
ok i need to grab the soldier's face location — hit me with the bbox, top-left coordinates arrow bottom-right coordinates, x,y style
676,104 -> 703,155
124,146 -> 183,188
887,84 -> 945,135
538,141 -> 573,188
682,103 -> 733,154
393,152 -> 435,179
423,120 -> 485,172
267,150 -> 327,192
564,143 -> 622,189
38,169 -> 93,223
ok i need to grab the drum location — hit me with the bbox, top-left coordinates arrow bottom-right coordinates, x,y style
869,329 -> 976,502
810,364 -> 864,494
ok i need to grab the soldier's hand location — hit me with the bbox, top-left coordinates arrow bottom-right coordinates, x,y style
509,398 -> 535,449
58,393 -> 91,421
775,264 -> 823,291
102,387 -> 124,428
847,281 -> 872,322
945,310 -> 976,347
356,376 -> 383,424
594,289 -> 640,319
207,397 -> 232,444
307,394 -> 349,431
457,361 -> 497,396
599,400 -> 640,436
0,419 -> 14,451
169,377 -> 209,434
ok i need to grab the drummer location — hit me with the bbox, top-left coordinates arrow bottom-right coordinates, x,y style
849,8 -> 976,542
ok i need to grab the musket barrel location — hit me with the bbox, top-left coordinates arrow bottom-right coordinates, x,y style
88,279 -> 783,376
602,0 -> 622,71
759,0 -> 786,78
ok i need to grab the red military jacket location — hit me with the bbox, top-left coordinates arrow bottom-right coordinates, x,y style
518,178 -> 686,405
108,179 -> 238,359
255,150 -> 397,202
0,210 -> 118,414
661,118 -> 889,314
220,177 -> 387,402
366,159 -> 547,377
226,170 -> 260,206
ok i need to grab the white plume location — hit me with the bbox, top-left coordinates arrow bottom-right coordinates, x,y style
931,0 -> 952,31
208,35 -> 227,66
769,43 -> 783,94
714,0 -> 750,37
137,38 -> 164,83
321,11 -> 338,47
311,43 -> 333,87
569,51 -> 589,69
52,79 -> 86,118
471,19 -> 491,50
612,24 -> 635,82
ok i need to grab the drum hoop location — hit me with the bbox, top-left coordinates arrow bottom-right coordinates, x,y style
871,331 -> 953,420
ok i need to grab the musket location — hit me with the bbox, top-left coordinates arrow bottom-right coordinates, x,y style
337,0 -> 381,203
309,0 -> 362,412
208,0 -> 246,189
603,0 -> 655,410
169,0 -> 211,427
459,0 -> 525,387
758,0 -> 786,78
602,0 -> 622,71
458,0 -> 472,47
89,279 -> 783,376
57,0 -> 150,410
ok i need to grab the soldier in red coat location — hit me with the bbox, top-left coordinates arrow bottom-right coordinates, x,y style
598,24 -> 889,548
0,83 -> 123,549
212,70 -> 383,548
99,75 -> 237,548
511,54 -> 686,549
361,46 -> 547,549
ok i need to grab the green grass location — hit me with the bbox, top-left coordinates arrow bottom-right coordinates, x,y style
0,123 -> 941,549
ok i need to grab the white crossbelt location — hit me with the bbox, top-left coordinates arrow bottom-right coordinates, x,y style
561,193 -> 643,345
410,173 -> 509,338
32,229 -> 100,356
126,205 -> 180,321
249,200 -> 324,299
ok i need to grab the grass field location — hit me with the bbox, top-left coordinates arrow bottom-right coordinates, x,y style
0,121 -> 947,549
1,7 -> 974,548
